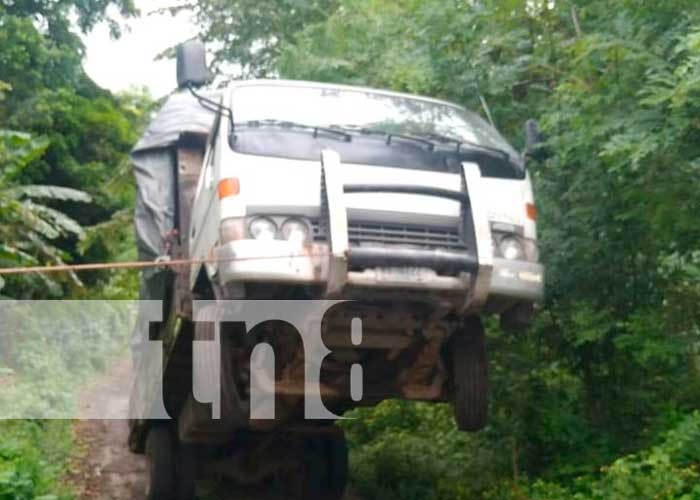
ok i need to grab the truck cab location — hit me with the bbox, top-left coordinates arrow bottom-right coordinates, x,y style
190,79 -> 543,322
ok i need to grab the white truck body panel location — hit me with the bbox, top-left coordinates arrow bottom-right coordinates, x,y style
188,80 -> 544,308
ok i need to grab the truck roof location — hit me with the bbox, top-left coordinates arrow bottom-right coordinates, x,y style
226,79 -> 467,112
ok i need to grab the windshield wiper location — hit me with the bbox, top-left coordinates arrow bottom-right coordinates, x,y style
237,119 -> 352,142
332,126 -> 511,159
333,126 -> 437,151
421,132 -> 511,160
416,132 -> 510,160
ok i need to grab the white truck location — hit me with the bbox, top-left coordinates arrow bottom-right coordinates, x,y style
129,41 -> 544,500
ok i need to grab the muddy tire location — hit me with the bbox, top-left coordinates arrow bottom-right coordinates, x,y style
301,433 -> 349,500
451,316 -> 489,432
321,433 -> 349,499
145,426 -> 175,500
175,443 -> 197,500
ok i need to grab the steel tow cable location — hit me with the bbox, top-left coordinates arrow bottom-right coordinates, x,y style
0,253 -> 332,276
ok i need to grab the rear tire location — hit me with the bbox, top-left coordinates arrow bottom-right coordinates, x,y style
321,433 -> 349,500
301,433 -> 349,500
145,426 -> 175,500
451,316 -> 489,432
175,443 -> 197,500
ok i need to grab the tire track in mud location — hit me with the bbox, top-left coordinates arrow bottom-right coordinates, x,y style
68,357 -> 146,500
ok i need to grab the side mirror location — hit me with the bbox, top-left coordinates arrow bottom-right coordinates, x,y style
523,119 -> 550,163
177,39 -> 211,89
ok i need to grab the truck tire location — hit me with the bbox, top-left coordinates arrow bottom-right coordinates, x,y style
145,426 -> 175,500
192,306 -> 238,425
175,443 -> 197,500
321,432 -> 349,500
301,433 -> 349,500
500,302 -> 534,333
451,316 -> 489,432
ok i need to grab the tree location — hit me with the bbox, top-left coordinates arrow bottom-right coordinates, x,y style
0,1 -> 148,296
0,130 -> 90,297
175,0 -> 338,77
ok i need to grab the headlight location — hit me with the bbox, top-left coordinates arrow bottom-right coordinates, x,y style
280,218 -> 310,243
499,236 -> 525,260
248,217 -> 277,240
220,218 -> 246,243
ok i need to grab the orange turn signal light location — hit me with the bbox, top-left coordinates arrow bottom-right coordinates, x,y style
526,203 -> 538,221
218,178 -> 240,199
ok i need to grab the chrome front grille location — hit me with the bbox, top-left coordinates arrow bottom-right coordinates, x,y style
312,220 -> 466,251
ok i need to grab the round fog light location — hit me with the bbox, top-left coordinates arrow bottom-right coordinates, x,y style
220,218 -> 246,243
499,236 -> 525,260
281,218 -> 310,243
249,217 -> 277,240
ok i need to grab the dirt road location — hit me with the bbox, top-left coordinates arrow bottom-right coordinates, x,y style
69,418 -> 146,499
68,356 -> 146,499
68,357 -> 362,500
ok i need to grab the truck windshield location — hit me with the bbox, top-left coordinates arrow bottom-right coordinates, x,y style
230,84 -> 524,178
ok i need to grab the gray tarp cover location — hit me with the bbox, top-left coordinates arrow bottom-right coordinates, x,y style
131,90 -> 217,350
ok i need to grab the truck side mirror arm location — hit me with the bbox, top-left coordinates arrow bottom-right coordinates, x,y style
523,119 -> 551,164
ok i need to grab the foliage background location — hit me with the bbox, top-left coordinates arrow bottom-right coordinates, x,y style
1,0 -> 700,498
1,1 -> 143,497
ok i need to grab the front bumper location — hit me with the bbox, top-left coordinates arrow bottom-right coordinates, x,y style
216,240 -> 329,284
489,258 -> 544,302
215,240 -> 471,292
215,240 -> 544,302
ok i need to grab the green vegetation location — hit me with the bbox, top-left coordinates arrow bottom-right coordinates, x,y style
0,421 -> 73,500
0,0 -> 143,496
1,0 -> 699,498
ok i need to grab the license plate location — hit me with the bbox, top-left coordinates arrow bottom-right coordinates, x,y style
375,267 -> 436,282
